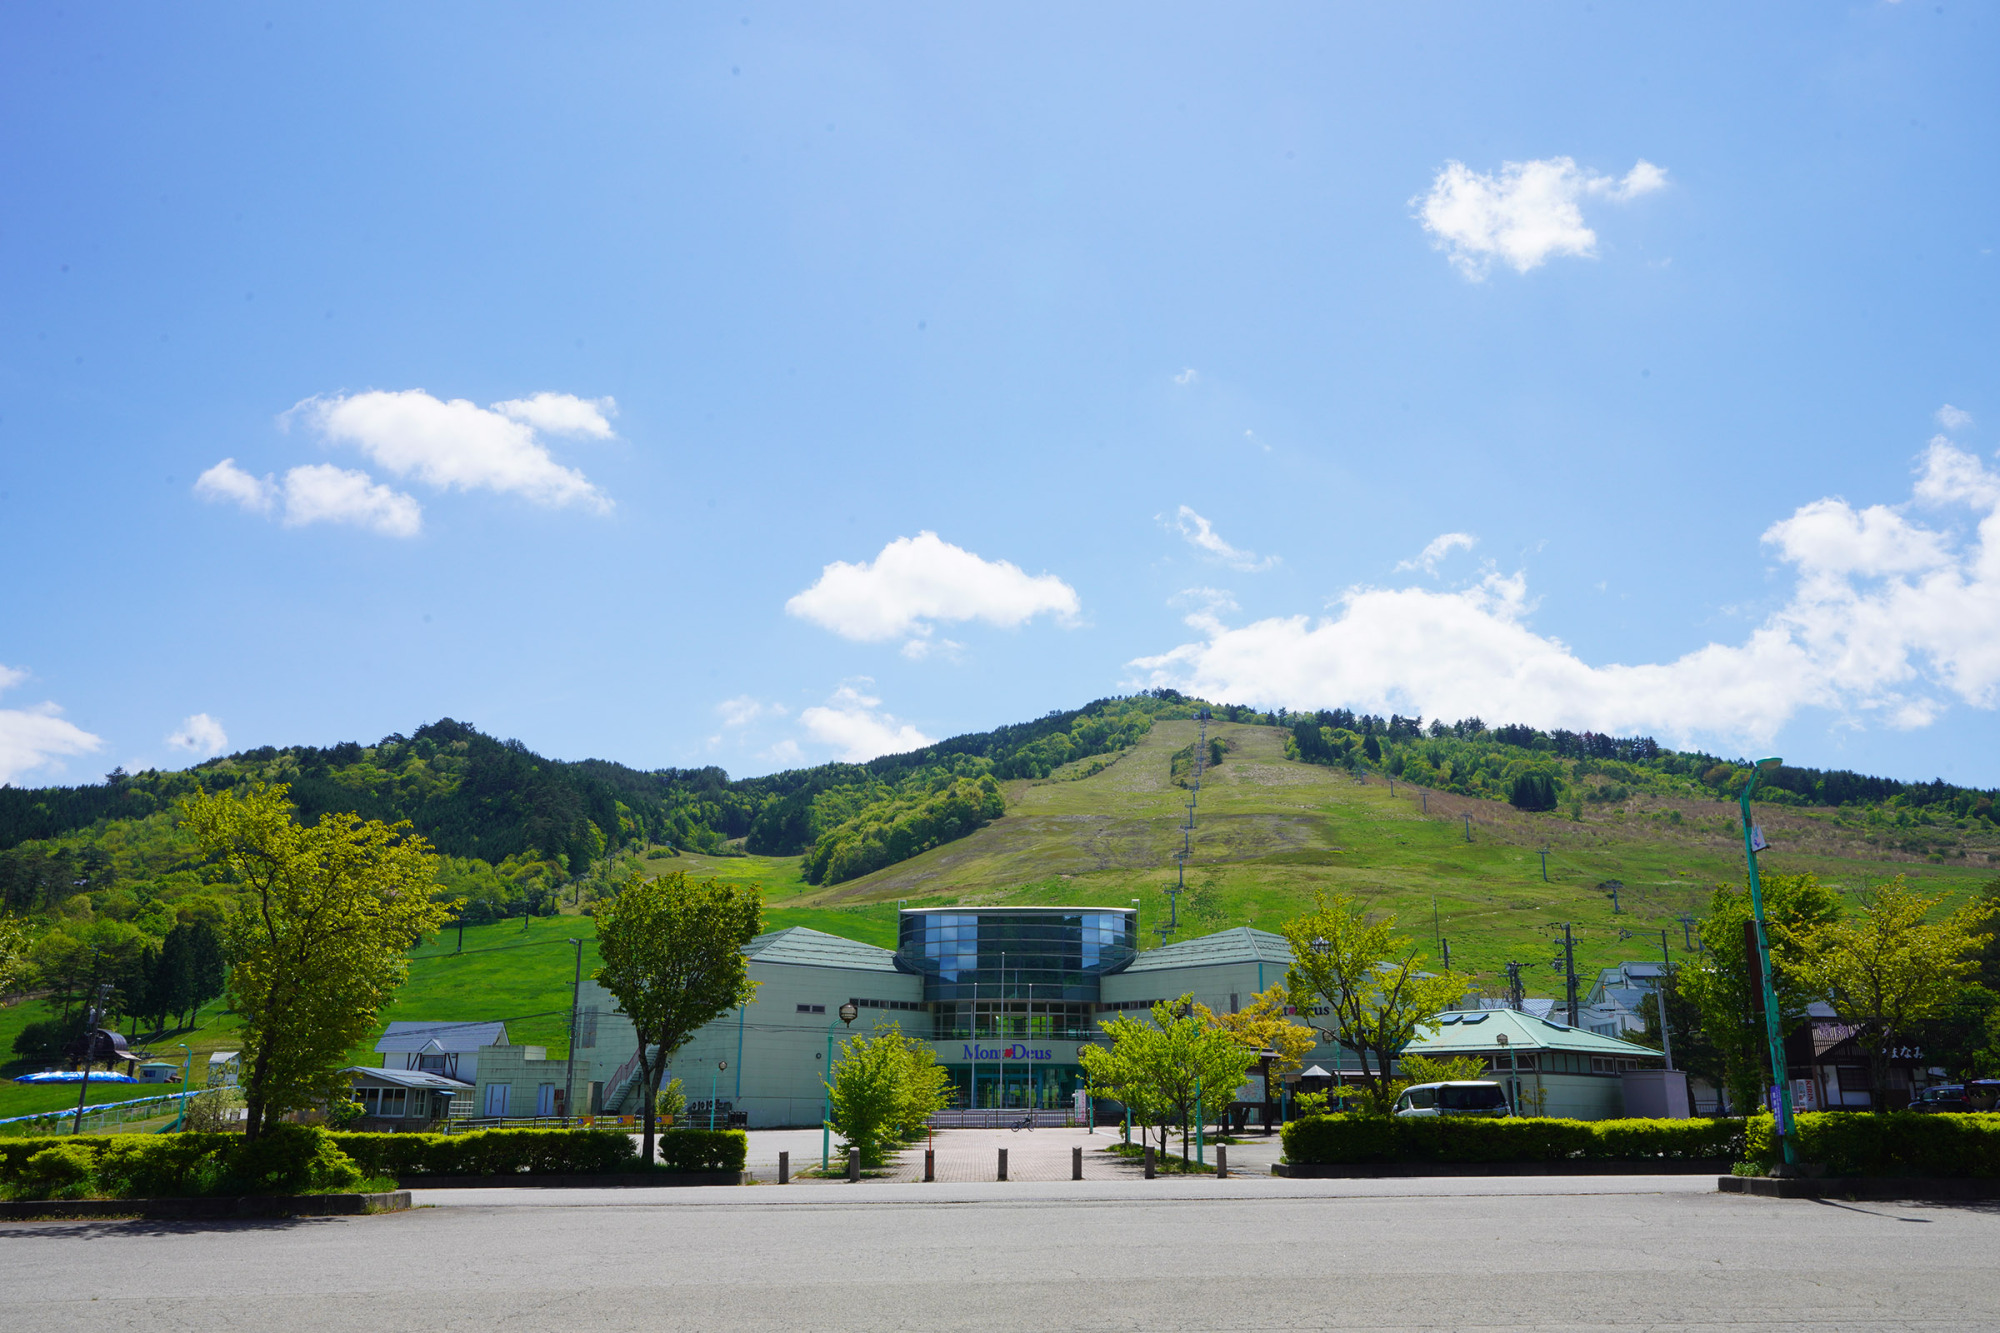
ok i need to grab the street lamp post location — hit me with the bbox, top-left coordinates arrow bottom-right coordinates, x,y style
1740,757 -> 1795,1168
821,1001 -> 858,1172
710,1059 -> 727,1131
1496,1032 -> 1516,1115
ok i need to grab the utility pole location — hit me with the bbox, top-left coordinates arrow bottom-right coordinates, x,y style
1675,913 -> 1697,952
1538,849 -> 1548,883
1463,814 -> 1472,843
1550,924 -> 1579,1027
1655,930 -> 1675,1073
1504,961 -> 1525,1012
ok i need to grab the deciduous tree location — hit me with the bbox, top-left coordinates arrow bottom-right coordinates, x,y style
1279,893 -> 1463,1114
1680,872 -> 1841,1114
593,870 -> 760,1165
1789,876 -> 1998,1107
182,784 -> 455,1140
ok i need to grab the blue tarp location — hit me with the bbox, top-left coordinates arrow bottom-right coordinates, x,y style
11,1070 -> 139,1084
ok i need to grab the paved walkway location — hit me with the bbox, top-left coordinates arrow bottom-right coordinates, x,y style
731,1125 -> 1345,1183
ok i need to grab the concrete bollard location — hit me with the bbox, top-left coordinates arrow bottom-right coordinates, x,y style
778,1151 -> 789,1185
1216,1145 -> 1228,1179
847,1146 -> 860,1182
924,1148 -> 935,1182
1144,1146 -> 1155,1179
1072,1145 -> 1083,1181
997,1147 -> 1008,1181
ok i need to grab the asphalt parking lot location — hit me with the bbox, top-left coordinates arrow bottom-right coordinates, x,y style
4,1175 -> 1996,1330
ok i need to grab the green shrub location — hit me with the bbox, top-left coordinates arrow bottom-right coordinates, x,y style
1280,1114 -> 1743,1165
9,1144 -> 97,1200
0,1127 -> 364,1199
654,1128 -> 746,1173
1744,1112 -> 2000,1177
226,1124 -> 362,1195
93,1133 -> 237,1199
329,1128 -> 639,1178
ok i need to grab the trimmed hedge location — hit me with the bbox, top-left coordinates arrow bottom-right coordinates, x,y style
327,1127 -> 744,1177
0,1125 -> 362,1201
1280,1114 -> 1743,1165
653,1128 -> 746,1173
1746,1111 -> 2000,1178
330,1128 -> 639,1177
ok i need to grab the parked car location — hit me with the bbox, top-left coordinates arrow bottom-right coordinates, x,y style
1912,1084 -> 1975,1113
1393,1081 -> 1512,1118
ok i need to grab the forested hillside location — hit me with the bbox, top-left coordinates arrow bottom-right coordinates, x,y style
5,689 -> 1998,1047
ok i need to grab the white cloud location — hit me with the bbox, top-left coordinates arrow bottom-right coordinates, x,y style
165,713 -> 229,757
1415,157 -> 1667,280
1174,368 -> 1199,385
716,696 -> 787,728
289,389 -> 611,512
799,684 -> 936,762
900,636 -> 965,662
1171,506 -> 1279,572
1131,436 -> 2000,744
1396,532 -> 1478,574
0,666 -> 103,785
195,459 -> 277,513
196,459 -> 422,537
493,393 -> 618,439
785,532 -> 1081,649
762,738 -> 805,767
1937,404 -> 1973,431
278,464 -> 423,537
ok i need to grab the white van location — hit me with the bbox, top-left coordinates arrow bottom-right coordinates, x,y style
1392,1080 -> 1512,1118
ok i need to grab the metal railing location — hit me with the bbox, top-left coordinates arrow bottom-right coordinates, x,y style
0,1091 -> 195,1135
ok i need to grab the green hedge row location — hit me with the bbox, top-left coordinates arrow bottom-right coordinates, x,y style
0,1125 -> 363,1201
1280,1114 -> 1744,1165
1746,1112 -> 2000,1177
327,1127 -> 744,1176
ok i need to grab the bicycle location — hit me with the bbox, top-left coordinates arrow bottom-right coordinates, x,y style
1009,1114 -> 1035,1132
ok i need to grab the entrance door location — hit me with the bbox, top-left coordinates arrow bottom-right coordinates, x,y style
484,1083 -> 510,1117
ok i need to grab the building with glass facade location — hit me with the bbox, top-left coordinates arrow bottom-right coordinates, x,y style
543,905 -> 1327,1127
463,906 -> 1661,1127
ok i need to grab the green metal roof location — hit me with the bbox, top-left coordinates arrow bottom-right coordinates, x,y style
1123,926 -> 1294,973
742,926 -> 902,973
1406,1008 -> 1663,1058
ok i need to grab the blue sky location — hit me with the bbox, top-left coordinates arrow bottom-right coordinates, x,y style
4,4 -> 1999,788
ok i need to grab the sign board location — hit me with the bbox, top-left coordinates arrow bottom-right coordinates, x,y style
1749,825 -> 1770,854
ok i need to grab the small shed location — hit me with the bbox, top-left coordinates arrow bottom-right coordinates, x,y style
136,1061 -> 183,1084
1403,1008 -> 1666,1120
344,1066 -> 468,1130
207,1051 -> 240,1087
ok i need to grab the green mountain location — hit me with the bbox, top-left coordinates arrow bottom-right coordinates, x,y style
4,695 -> 1995,1123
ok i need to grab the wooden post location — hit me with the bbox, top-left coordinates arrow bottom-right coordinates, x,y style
924,1148 -> 935,1182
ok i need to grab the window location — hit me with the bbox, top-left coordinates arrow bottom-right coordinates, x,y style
353,1087 -> 379,1114
417,1052 -> 450,1074
796,1004 -> 826,1014
377,1088 -> 407,1118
